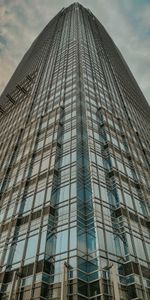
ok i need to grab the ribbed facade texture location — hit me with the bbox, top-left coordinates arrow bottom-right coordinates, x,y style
0,3 -> 150,300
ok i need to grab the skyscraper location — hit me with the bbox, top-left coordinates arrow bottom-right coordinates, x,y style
0,2 -> 150,299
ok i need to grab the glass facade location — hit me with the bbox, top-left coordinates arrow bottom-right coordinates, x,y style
0,3 -> 150,299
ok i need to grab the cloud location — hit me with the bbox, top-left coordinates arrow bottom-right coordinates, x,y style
0,0 -> 150,104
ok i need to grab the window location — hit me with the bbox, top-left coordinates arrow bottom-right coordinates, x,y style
20,195 -> 33,214
25,235 -> 38,262
45,186 -> 52,203
71,182 -> 76,198
61,154 -> 71,167
70,227 -> 77,250
59,185 -> 69,202
63,131 -> 71,142
56,230 -> 68,254
101,186 -> 109,203
40,157 -> 49,172
39,230 -> 47,254
124,192 -> 134,210
34,190 -> 45,208
106,231 -> 116,254
11,239 -> 25,264
5,205 -> 14,220
134,237 -> 146,260
97,228 -> 105,250
93,183 -> 100,198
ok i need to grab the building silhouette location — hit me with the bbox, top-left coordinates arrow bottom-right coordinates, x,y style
0,3 -> 150,300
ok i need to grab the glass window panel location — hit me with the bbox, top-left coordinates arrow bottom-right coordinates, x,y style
45,186 -> 52,203
78,230 -> 86,253
101,186 -> 109,203
56,230 -> 68,254
61,154 -> 71,167
59,185 -> 69,202
71,182 -> 76,198
0,209 -> 5,222
106,231 -> 116,254
39,231 -> 47,254
70,227 -> 77,250
20,195 -> 33,214
124,192 -> 134,210
134,237 -> 146,260
72,151 -> 76,163
93,183 -> 100,198
34,190 -> 45,208
126,233 -> 134,255
41,157 -> 49,172
97,228 -> 105,250
11,239 -> 25,264
25,235 -> 38,261
45,135 -> 53,145
108,190 -> 119,206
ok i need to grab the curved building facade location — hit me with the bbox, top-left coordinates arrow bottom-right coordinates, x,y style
0,3 -> 150,299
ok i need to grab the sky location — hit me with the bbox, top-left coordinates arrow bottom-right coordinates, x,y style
0,0 -> 150,104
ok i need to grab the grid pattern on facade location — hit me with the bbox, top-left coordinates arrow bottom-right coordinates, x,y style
0,3 -> 150,300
